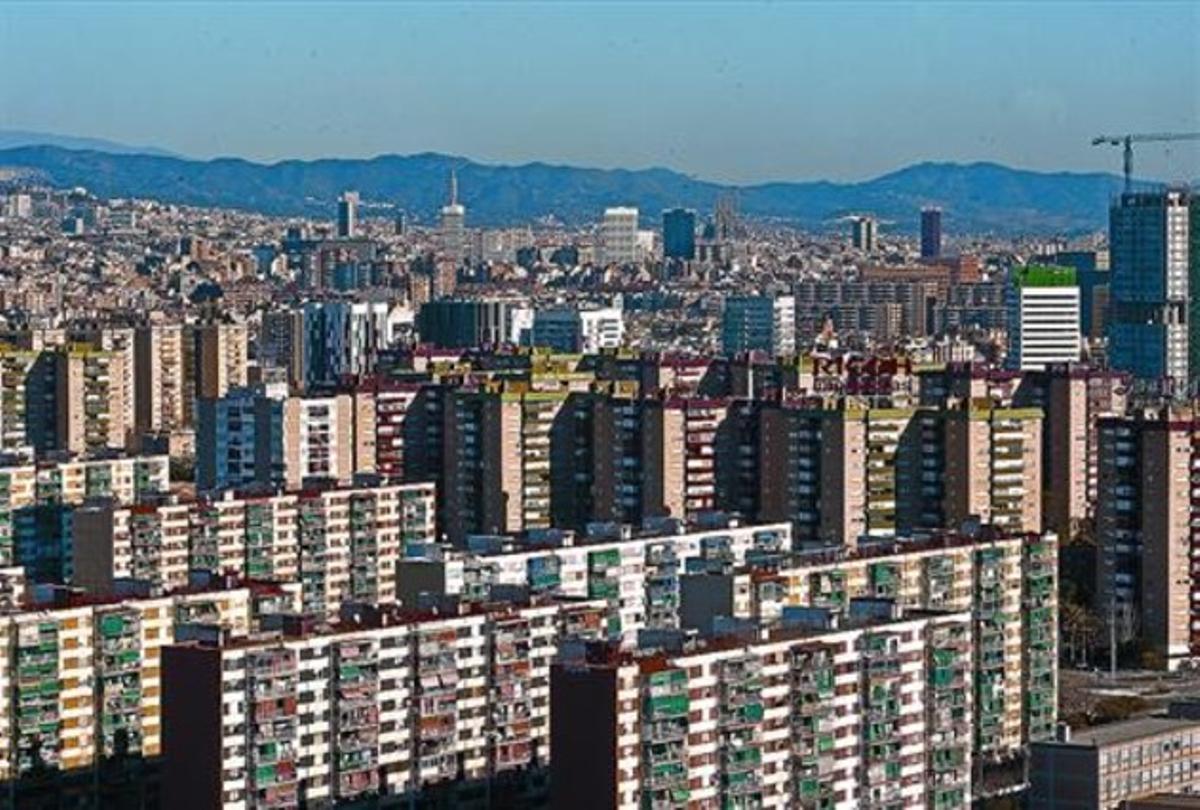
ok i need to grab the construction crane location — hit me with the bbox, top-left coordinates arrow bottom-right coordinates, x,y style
1091,132 -> 1200,193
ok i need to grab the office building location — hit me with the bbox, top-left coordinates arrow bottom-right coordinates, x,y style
851,215 -> 878,252
598,207 -> 639,266
417,298 -> 528,348
1007,264 -> 1082,371
921,206 -> 942,259
336,190 -> 359,238
721,295 -> 796,357
552,603 -> 976,809
531,305 -> 625,353
661,207 -> 696,260
1029,709 -> 1200,810
1047,249 -> 1110,339
1108,190 -> 1193,389
301,300 -> 394,385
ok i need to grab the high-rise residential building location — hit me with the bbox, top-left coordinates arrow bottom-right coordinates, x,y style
398,520 -> 790,640
721,295 -> 796,357
439,169 -> 466,264
259,308 -> 307,387
161,599 -> 610,810
552,604 -> 976,810
0,455 -> 169,574
661,207 -> 697,260
133,323 -> 189,436
73,481 -> 435,610
1108,189 -> 1194,389
598,206 -> 639,266
336,190 -> 359,238
1006,264 -> 1082,371
196,387 -> 374,491
55,345 -> 129,454
851,214 -> 878,252
758,402 -> 914,549
675,530 -> 1059,769
640,397 -> 729,522
442,385 -> 571,544
1096,408 -> 1200,668
939,403 -> 1043,533
921,206 -> 942,259
0,583 -> 276,806
0,345 -> 56,453
191,321 -> 248,401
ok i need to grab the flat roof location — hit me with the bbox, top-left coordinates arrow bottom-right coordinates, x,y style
1045,717 -> 1200,749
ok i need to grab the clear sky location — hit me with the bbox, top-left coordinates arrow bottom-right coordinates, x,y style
2,1 -> 1197,183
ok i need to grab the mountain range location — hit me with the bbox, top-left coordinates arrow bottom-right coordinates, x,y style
0,137 -> 1147,234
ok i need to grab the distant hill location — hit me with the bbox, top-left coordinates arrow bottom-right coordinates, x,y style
0,144 -> 1133,233
0,130 -> 178,158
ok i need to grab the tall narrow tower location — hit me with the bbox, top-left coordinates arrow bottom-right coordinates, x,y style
439,168 -> 466,265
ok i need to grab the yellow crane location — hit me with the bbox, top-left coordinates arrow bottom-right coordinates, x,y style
1091,132 -> 1200,193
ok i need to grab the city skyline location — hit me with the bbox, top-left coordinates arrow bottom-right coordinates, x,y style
1,2 -> 1197,183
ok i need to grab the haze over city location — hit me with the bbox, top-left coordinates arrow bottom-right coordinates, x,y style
2,2 -> 1200,809
2,1 -> 1198,182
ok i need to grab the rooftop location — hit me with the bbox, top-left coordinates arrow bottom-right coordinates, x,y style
1046,717 -> 1200,749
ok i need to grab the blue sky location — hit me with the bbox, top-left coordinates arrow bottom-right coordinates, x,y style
1,1 -> 1197,183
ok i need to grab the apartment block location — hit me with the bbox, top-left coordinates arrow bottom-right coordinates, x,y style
1096,409 -> 1200,668
443,385 -> 571,544
0,344 -> 57,453
196,388 -> 374,492
134,323 -> 190,435
398,522 -> 791,642
0,584 -> 281,803
551,604 -> 975,809
939,405 -> 1043,534
759,401 -> 914,550
161,599 -> 609,809
0,454 -> 169,575
56,345 -> 130,454
72,482 -> 436,615
676,530 -> 1058,773
192,321 -> 249,401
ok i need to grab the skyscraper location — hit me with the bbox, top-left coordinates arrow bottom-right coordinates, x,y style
851,215 -> 878,252
921,206 -> 942,259
336,190 -> 359,238
1108,189 -> 1194,390
598,207 -> 639,266
439,169 -> 466,264
1006,264 -> 1082,371
662,207 -> 696,260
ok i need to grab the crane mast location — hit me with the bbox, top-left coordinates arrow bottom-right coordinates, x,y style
1091,132 -> 1200,193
